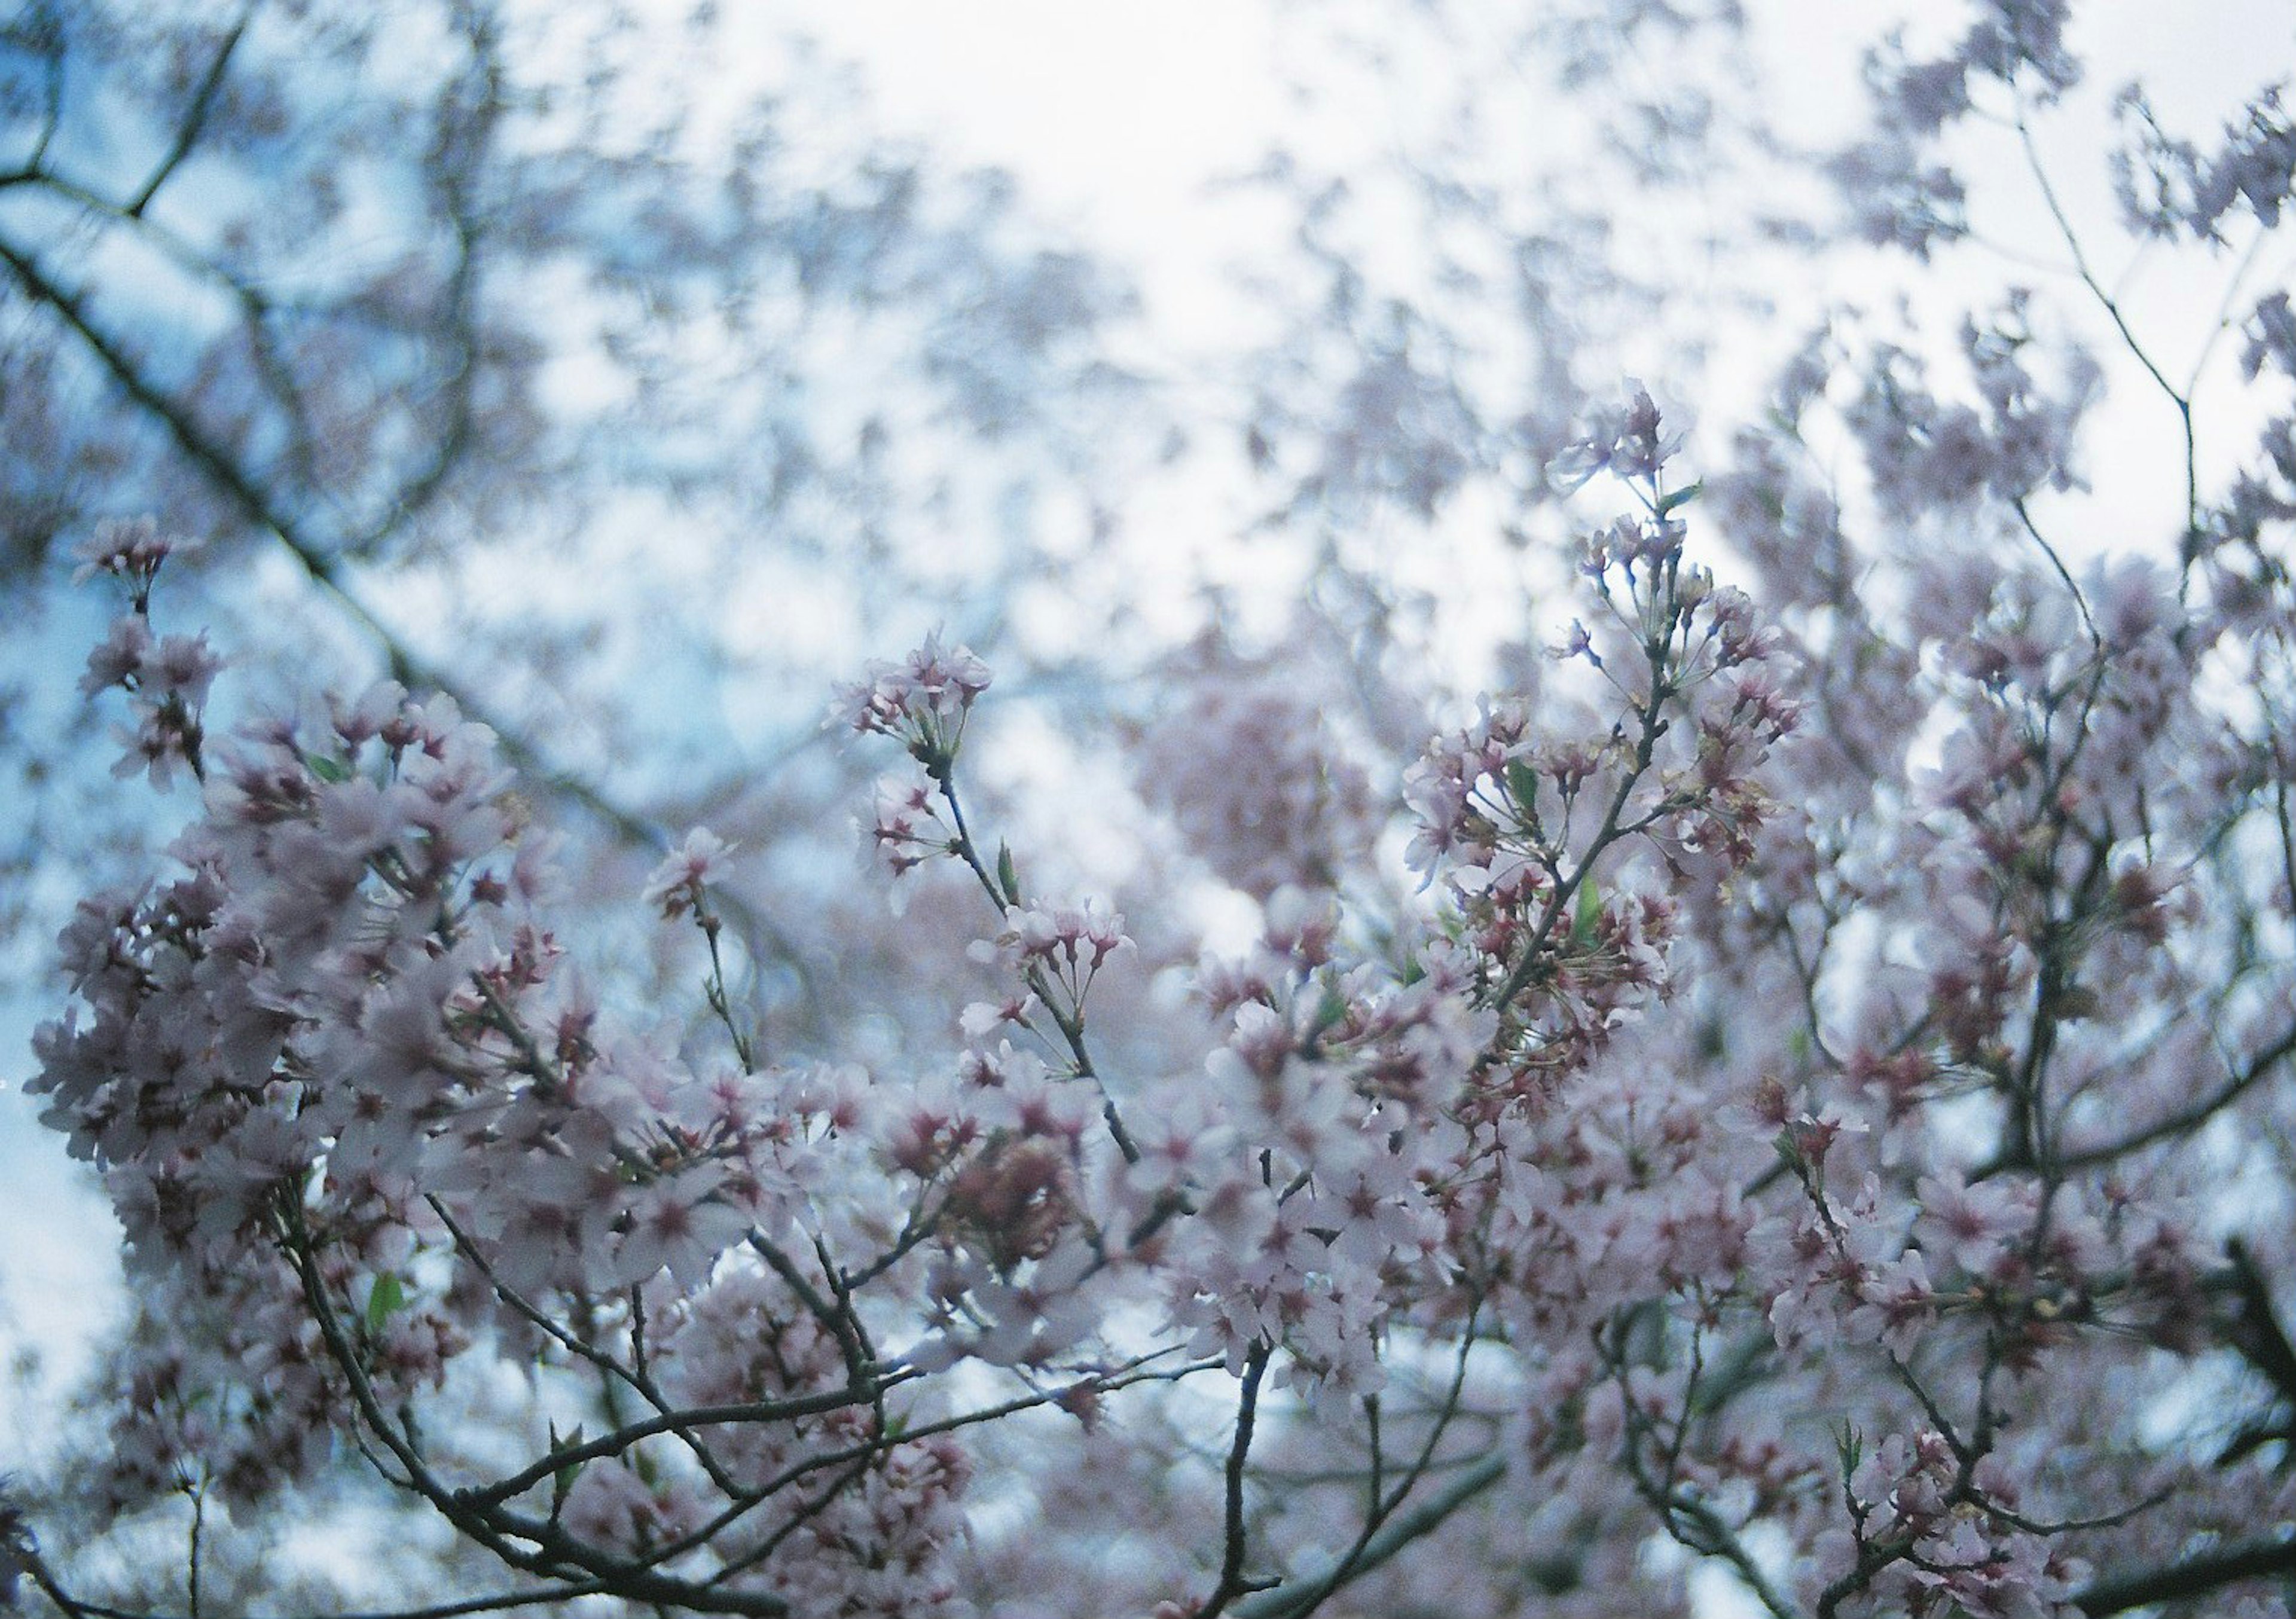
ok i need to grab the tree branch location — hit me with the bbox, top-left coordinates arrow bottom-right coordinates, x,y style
2078,1532 -> 2296,1615
124,7 -> 257,217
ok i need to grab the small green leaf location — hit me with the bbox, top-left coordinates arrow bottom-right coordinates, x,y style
306,753 -> 351,784
1788,1026 -> 1813,1065
1655,479 -> 1703,517
996,840 -> 1021,904
1503,760 -> 1541,814
1571,877 -> 1602,948
550,1424 -> 587,1511
364,1272 -> 406,1336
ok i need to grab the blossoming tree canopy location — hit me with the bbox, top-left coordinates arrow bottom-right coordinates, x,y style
10,1 -> 2296,1617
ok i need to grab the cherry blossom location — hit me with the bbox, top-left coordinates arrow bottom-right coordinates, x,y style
13,7 -> 2296,1618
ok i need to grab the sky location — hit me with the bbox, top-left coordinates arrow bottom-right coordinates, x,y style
798,0 -> 2295,558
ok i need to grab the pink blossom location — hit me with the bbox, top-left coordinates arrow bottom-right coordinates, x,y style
642,825 -> 737,919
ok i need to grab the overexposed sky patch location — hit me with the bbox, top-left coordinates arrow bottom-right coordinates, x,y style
804,0 -> 2291,570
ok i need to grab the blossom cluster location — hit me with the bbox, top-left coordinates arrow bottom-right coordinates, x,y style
831,633 -> 993,771
25,291 -> 2296,1619
72,519 -> 219,788
1131,648 -> 1380,902
31,670 -> 984,1605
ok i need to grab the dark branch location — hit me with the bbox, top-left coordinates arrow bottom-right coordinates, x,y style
125,7 -> 256,216
2078,1532 -> 2296,1616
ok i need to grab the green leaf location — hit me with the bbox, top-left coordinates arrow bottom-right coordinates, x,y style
997,840 -> 1020,904
306,753 -> 351,784
1655,479 -> 1703,517
1503,759 -> 1541,814
1571,876 -> 1602,948
364,1272 -> 406,1336
550,1424 -> 587,1511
